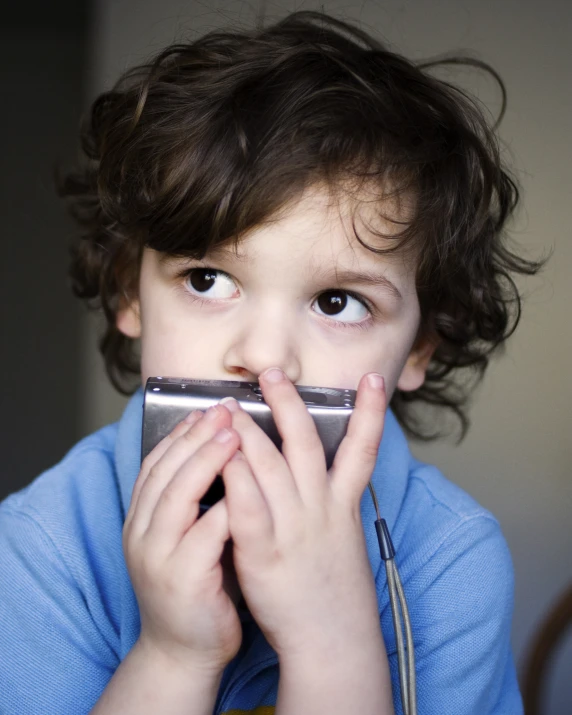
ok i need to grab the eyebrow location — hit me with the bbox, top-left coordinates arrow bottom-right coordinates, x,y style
311,266 -> 403,301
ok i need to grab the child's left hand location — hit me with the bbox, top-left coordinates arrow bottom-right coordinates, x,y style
220,368 -> 387,664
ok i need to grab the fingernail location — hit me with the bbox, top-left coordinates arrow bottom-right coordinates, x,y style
367,373 -> 385,390
261,367 -> 283,383
205,405 -> 220,421
219,396 -> 240,412
184,410 -> 203,424
215,428 -> 233,443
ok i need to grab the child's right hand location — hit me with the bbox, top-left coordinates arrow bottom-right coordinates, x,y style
122,404 -> 242,674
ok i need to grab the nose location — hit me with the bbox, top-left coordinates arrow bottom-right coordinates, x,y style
222,308 -> 301,383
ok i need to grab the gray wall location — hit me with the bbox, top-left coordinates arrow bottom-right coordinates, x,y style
83,1 -> 571,712
0,3 -> 90,500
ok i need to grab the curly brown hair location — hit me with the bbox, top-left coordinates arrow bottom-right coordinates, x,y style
57,10 -> 546,441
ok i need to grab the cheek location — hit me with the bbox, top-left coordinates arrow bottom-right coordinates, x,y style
316,344 -> 408,395
139,305 -> 201,379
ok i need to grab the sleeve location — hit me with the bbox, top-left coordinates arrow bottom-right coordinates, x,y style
0,507 -> 118,714
384,516 -> 523,715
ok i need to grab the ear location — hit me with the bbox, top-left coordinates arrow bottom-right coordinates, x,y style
116,295 -> 142,339
396,334 -> 439,392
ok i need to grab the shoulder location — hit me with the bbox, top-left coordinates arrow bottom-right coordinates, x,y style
2,422 -> 120,523
381,461 -> 521,713
396,458 -> 510,570
392,460 -> 515,620
0,424 -> 131,709
0,421 -> 125,601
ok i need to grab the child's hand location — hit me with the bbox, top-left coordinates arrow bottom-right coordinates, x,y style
220,369 -> 387,664
122,404 -> 243,674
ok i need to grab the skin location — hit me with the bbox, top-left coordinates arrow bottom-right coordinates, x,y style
116,183 -> 436,711
119,185 -> 431,396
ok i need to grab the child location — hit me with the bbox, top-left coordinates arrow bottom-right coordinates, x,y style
0,10 -> 544,715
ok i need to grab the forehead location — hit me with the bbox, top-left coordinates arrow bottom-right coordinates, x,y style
213,181 -> 417,268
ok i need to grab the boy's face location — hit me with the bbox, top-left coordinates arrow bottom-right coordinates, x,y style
117,184 -> 435,401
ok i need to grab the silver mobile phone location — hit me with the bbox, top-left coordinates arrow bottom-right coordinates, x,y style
141,376 -> 356,511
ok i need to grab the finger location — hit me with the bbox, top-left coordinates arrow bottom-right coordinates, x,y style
125,411 -> 202,533
258,368 -> 328,501
329,373 -> 386,504
221,450 -> 274,550
142,427 -> 240,560
223,400 -> 301,523
177,496 -> 231,573
128,405 -> 232,539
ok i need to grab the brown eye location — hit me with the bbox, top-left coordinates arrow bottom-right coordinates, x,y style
187,268 -> 217,292
317,290 -> 347,316
183,268 -> 236,299
313,290 -> 369,324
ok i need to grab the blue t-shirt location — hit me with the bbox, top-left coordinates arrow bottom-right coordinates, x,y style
0,389 -> 523,714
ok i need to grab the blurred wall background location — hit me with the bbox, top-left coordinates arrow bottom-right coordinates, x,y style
0,2 -> 90,499
3,1 -> 570,712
